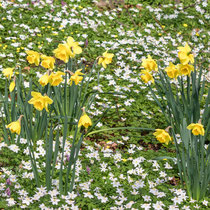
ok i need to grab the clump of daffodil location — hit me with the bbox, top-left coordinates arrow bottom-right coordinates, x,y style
53,36 -> 82,63
26,50 -> 40,66
141,55 -> 158,72
28,91 -> 53,112
48,71 -> 65,86
187,123 -> 205,136
68,69 -> 84,86
2,67 -> 14,79
98,51 -> 114,68
41,55 -> 55,70
9,77 -> 16,92
78,107 -> 92,129
6,115 -> 23,135
140,70 -> 154,84
177,43 -> 194,65
177,63 -> 194,76
153,129 -> 172,145
165,62 -> 180,79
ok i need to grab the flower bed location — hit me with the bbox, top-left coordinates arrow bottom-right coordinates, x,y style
0,0 -> 209,209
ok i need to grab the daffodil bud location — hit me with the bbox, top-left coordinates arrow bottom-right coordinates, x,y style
9,77 -> 16,92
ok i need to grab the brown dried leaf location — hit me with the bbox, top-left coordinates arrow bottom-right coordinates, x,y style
136,5 -> 142,10
22,66 -> 30,73
169,177 -> 179,186
124,4 -> 131,9
95,0 -> 109,8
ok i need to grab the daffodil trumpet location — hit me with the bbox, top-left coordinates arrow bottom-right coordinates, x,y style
6,115 -> 24,135
78,107 -> 92,129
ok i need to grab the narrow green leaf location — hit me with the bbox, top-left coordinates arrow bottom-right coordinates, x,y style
87,127 -> 155,136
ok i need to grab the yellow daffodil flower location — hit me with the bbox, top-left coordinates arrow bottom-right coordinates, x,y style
165,62 -> 180,79
66,36 -> 82,58
39,74 -> 50,87
141,55 -> 158,72
6,115 -> 23,135
3,68 -> 14,79
6,121 -> 21,135
98,51 -> 114,68
153,129 -> 172,145
177,43 -> 194,65
177,63 -> 194,76
28,92 -> 45,111
187,123 -> 204,136
42,95 -> 53,112
53,43 -> 70,63
53,37 -> 82,62
69,69 -> 84,86
49,71 -> 65,86
78,110 -> 92,129
28,91 -> 53,112
26,50 -> 40,66
41,55 -> 55,70
140,70 -> 154,84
